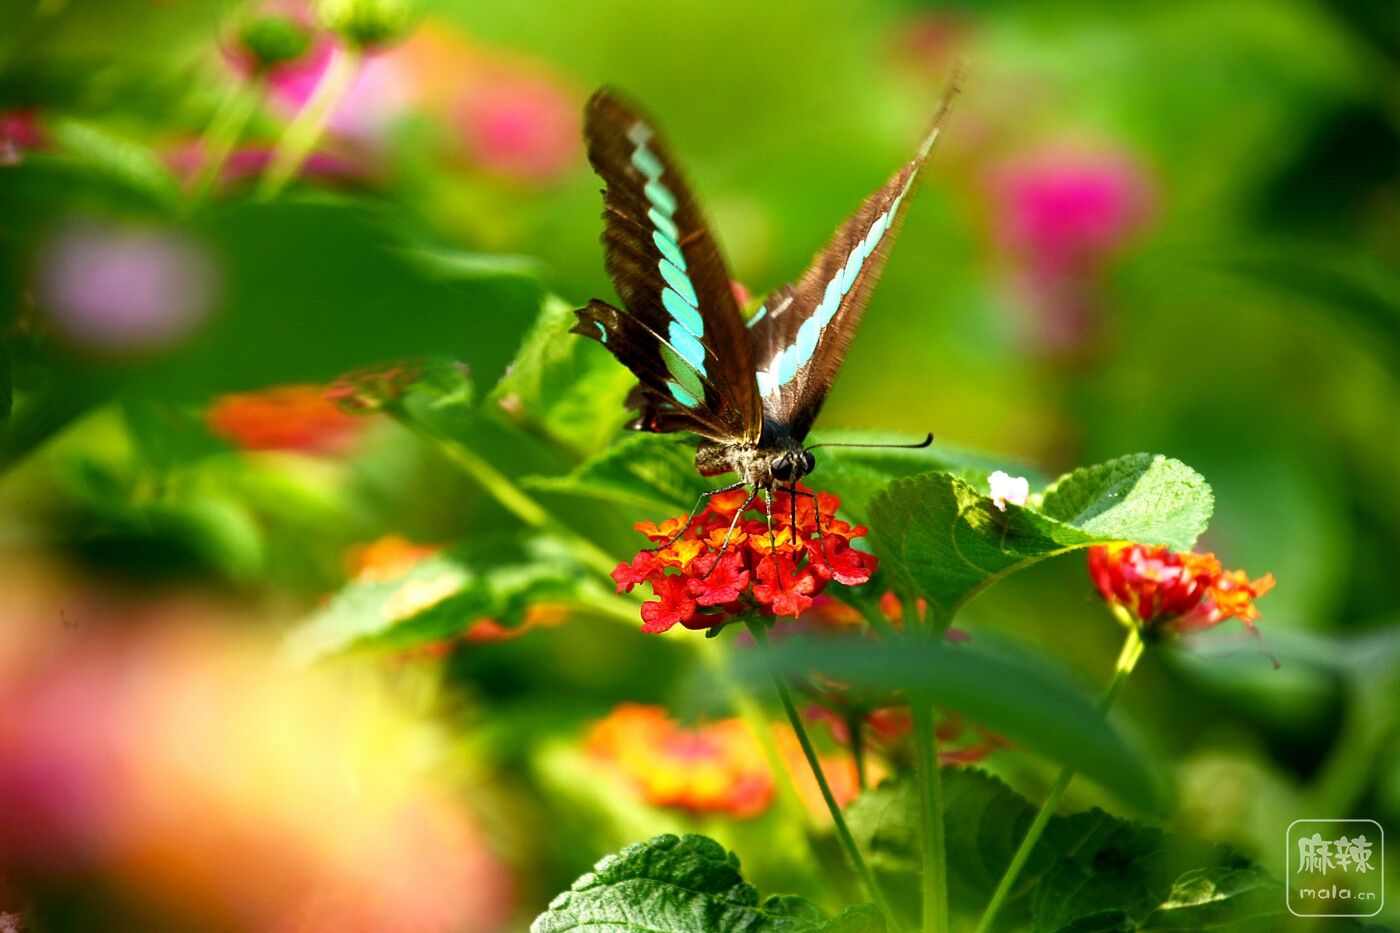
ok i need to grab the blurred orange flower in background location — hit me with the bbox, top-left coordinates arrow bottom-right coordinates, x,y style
347,534 -> 442,582
207,384 -> 367,454
0,563 -> 512,932
585,704 -> 867,822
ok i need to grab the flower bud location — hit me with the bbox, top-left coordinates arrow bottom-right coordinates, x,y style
235,14 -> 315,72
315,0 -> 416,49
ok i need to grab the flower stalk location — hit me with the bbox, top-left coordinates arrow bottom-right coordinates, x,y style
193,77 -> 264,203
747,620 -> 900,933
258,44 -> 360,199
847,711 -> 868,791
974,623 -> 1144,933
912,699 -> 948,933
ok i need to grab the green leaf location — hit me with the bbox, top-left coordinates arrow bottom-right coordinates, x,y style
48,118 -> 183,211
868,454 -> 1213,617
1029,818 -> 1176,932
487,295 -> 635,458
1137,866 -> 1282,930
121,397 -> 227,468
524,432 -> 709,513
1052,912 -> 1136,933
396,358 -> 476,439
1038,454 -> 1213,552
532,833 -> 882,933
282,532 -> 608,664
815,433 -> 1044,525
846,770 -> 1282,932
819,905 -> 885,933
754,638 -> 1166,811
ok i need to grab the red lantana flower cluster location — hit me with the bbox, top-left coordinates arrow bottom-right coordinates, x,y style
1088,542 -> 1275,637
612,487 -> 877,633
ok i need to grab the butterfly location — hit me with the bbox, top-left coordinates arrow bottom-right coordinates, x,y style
573,78 -> 961,548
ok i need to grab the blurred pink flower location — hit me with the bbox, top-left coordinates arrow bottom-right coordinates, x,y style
0,111 -> 43,166
251,17 -> 581,184
268,42 -> 414,143
987,146 -> 1153,352
36,221 -> 219,355
451,66 -> 580,184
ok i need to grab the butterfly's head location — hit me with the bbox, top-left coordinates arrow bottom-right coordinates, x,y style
768,448 -> 816,487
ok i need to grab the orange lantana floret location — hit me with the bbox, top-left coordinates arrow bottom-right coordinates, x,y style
1087,542 -> 1273,636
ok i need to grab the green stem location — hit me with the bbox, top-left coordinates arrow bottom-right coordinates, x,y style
399,419 -> 618,579
848,712 -> 868,792
192,75 -> 263,203
257,44 -> 360,199
974,625 -> 1145,933
912,700 -> 948,933
695,637 -> 830,889
747,621 -> 900,933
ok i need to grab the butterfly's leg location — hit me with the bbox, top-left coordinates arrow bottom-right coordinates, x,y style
780,486 -> 830,571
789,489 -> 800,558
645,480 -> 747,553
701,487 -> 759,580
762,487 -> 784,592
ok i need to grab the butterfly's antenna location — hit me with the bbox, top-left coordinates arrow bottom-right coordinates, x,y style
918,61 -> 967,160
807,432 -> 934,452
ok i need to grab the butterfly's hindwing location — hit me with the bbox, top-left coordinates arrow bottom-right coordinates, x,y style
577,91 -> 761,444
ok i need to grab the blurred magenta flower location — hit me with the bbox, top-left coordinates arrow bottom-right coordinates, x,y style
0,111 -> 43,166
249,18 -> 580,183
369,20 -> 580,184
451,64 -> 580,185
987,146 -> 1153,352
267,41 -> 414,143
36,221 -> 218,355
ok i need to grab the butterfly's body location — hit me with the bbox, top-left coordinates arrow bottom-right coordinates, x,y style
574,80 -> 960,511
695,431 -> 813,488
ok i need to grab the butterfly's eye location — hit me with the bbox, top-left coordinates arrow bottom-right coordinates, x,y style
771,457 -> 794,483
801,451 -> 816,474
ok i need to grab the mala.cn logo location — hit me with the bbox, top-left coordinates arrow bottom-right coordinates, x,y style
1286,819 -> 1384,918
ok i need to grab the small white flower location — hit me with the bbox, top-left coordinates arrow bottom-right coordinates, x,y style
988,471 -> 1030,511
